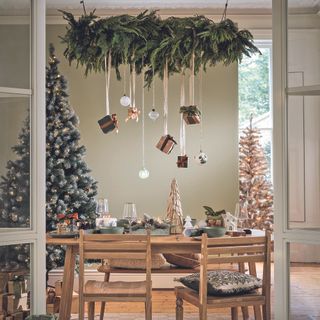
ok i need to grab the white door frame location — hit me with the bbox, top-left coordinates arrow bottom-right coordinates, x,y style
273,0 -> 320,319
0,0 -> 46,314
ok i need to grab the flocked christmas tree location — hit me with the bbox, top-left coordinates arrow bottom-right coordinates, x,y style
46,44 -> 98,270
239,115 -> 273,230
0,44 -> 98,272
166,178 -> 184,233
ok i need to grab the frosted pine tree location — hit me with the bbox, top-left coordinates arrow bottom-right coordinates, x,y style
166,178 -> 184,233
239,116 -> 273,230
46,44 -> 98,269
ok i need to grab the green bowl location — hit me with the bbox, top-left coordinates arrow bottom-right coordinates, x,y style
99,227 -> 124,234
201,226 -> 226,238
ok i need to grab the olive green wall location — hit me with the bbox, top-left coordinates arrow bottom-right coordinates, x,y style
45,25 -> 238,220
1,24 -> 239,220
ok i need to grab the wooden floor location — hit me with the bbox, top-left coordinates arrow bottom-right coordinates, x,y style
74,263 -> 320,319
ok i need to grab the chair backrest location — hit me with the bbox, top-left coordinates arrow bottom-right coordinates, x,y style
199,231 -> 272,306
78,230 -> 152,295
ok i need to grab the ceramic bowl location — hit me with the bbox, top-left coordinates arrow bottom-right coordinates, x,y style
99,227 -> 124,234
201,226 -> 226,238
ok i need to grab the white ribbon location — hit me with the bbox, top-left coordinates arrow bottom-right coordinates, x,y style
189,52 -> 195,106
163,59 -> 169,135
132,64 -> 136,108
104,51 -> 111,115
180,73 -> 186,155
142,68 -> 146,167
199,65 -> 203,151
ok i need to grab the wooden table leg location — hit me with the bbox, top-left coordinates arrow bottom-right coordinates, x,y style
59,246 -> 77,320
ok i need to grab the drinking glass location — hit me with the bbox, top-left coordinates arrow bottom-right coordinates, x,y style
122,202 -> 137,232
238,202 -> 249,231
96,198 -> 109,217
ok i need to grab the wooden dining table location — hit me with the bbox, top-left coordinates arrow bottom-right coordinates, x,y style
47,234 -> 205,320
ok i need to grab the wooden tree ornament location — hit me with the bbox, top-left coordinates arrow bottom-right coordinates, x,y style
166,178 -> 184,234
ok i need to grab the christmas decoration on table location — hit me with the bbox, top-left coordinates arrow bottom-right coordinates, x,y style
156,60 -> 177,154
60,4 -> 260,87
203,206 -> 226,227
166,178 -> 184,234
98,52 -> 119,134
182,216 -> 194,236
45,44 -> 98,271
177,72 -> 188,168
224,211 -> 239,231
239,114 -> 274,230
138,64 -> 150,179
125,65 -> 140,122
126,214 -> 170,235
119,64 -> 131,107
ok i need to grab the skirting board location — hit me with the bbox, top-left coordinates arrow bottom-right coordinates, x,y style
48,268 -> 193,291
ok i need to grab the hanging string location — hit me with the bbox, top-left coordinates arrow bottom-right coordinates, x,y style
132,64 -> 136,108
199,66 -> 204,151
129,65 -> 132,106
163,59 -> 169,135
141,57 -> 145,166
180,72 -> 186,156
152,66 -> 155,108
123,63 -> 127,95
221,0 -> 229,22
104,51 -> 111,115
189,52 -> 195,106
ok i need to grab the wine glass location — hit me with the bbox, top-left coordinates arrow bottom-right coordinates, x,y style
96,198 -> 109,217
238,202 -> 249,231
122,202 -> 137,233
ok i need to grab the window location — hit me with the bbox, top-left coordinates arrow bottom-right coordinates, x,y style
238,41 -> 273,181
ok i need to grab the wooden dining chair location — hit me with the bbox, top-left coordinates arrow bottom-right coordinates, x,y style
175,231 -> 271,320
79,229 -> 152,320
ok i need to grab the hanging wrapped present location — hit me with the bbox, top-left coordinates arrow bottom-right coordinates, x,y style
156,135 -> 177,154
180,105 -> 201,125
125,106 -> 140,122
98,114 -> 118,134
177,155 -> 188,168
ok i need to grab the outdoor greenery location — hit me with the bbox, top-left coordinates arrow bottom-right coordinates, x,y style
238,48 -> 270,127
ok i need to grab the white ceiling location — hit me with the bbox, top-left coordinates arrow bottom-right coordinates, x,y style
0,0 -> 319,15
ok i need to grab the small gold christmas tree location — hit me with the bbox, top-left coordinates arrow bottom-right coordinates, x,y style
166,178 -> 184,234
239,115 -> 273,230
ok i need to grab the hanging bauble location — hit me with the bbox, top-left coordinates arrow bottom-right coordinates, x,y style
194,151 -> 208,165
139,167 -> 150,179
120,94 -> 131,107
148,108 -> 159,121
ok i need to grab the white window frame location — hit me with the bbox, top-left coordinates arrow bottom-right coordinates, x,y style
0,0 -> 46,314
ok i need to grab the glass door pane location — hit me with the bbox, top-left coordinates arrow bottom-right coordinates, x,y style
0,94 -> 30,229
0,0 -> 31,89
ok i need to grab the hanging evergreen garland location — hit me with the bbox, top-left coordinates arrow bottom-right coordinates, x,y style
60,6 -> 260,86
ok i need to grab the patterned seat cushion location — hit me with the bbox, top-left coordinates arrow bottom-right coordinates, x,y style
177,270 -> 262,296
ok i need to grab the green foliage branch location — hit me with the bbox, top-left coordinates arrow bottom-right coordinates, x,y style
60,8 -> 260,86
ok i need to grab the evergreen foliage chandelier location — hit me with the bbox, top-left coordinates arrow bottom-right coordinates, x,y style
60,2 -> 260,86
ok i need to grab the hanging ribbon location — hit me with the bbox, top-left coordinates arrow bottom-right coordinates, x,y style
180,72 -> 186,156
129,65 -> 132,106
189,52 -> 195,106
199,64 -> 203,151
141,66 -> 146,168
104,51 -> 111,115
152,66 -> 155,108
125,63 -> 140,122
163,59 -> 169,135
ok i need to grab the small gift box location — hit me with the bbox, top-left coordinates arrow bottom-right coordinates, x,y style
177,155 -> 188,168
180,105 -> 201,125
98,114 -> 118,134
156,135 -> 177,154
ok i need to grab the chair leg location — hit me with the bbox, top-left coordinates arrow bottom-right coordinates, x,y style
79,297 -> 85,320
100,302 -> 106,320
231,307 -> 238,320
254,306 -> 262,320
100,271 -> 110,320
176,297 -> 184,320
241,306 -> 250,319
88,302 -> 95,320
199,306 -> 207,320
145,300 -> 152,320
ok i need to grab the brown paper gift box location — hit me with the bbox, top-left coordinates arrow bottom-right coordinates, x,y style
98,114 -> 117,134
183,113 -> 201,125
177,155 -> 188,168
156,135 -> 177,154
